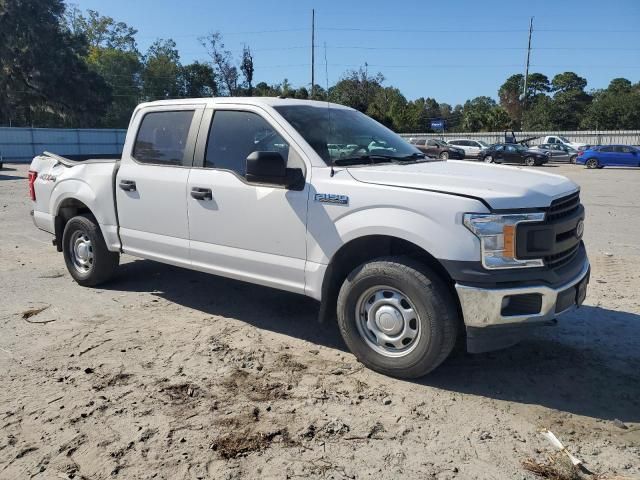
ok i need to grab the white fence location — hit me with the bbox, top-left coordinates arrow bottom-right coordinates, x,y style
400,130 -> 640,146
0,127 -> 126,162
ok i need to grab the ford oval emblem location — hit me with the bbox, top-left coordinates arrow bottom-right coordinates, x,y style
576,219 -> 584,239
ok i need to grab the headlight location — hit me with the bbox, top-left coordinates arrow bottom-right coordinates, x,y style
463,212 -> 545,269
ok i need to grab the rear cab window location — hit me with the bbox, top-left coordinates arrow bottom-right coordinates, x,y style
132,110 -> 198,166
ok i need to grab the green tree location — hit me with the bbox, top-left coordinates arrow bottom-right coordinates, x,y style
0,0 -> 111,127
200,32 -> 239,95
329,67 -> 385,114
240,46 -> 254,95
67,7 -> 142,127
581,78 -> 640,130
498,74 -> 524,128
87,48 -> 141,127
66,7 -> 137,52
180,62 -> 217,98
551,71 -> 587,93
367,87 -> 409,130
550,72 -> 590,129
142,39 -> 181,100
525,73 -> 551,98
461,96 -> 498,132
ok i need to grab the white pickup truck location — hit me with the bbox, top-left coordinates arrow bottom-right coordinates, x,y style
541,135 -> 588,150
29,98 -> 590,378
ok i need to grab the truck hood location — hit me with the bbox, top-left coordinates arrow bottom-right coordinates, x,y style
347,160 -> 579,210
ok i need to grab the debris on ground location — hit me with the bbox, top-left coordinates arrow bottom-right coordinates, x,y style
210,428 -> 295,459
21,305 -> 51,321
522,453 -> 582,480
540,429 -> 583,466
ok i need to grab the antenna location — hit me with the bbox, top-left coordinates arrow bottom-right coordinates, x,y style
324,42 -> 335,177
311,9 -> 315,98
522,16 -> 534,106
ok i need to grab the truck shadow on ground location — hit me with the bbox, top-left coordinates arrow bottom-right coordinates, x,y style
106,258 -> 640,423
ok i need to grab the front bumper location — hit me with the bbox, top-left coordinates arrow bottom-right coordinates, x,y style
455,256 -> 590,329
457,257 -> 590,353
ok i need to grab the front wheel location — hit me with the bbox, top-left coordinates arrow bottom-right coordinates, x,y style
586,158 -> 599,169
336,257 -> 458,378
524,156 -> 536,167
62,214 -> 119,286
483,155 -> 494,163
439,151 -> 449,160
570,155 -> 577,164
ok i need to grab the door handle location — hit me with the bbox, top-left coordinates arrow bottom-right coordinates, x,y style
119,179 -> 136,192
191,187 -> 212,200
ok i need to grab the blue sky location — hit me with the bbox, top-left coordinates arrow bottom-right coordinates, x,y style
68,0 -> 640,105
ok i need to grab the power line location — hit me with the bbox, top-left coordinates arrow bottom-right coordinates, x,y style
317,27 -> 640,33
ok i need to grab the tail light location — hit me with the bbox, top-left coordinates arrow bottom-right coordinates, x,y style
577,150 -> 585,156
28,170 -> 37,201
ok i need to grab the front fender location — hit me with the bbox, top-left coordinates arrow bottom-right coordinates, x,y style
306,205 -> 481,265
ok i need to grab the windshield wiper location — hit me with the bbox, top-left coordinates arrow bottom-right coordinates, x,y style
333,154 -> 398,166
395,152 -> 427,162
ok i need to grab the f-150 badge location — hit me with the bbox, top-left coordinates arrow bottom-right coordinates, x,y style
315,193 -> 349,205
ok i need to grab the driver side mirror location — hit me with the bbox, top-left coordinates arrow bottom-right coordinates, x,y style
245,151 -> 303,188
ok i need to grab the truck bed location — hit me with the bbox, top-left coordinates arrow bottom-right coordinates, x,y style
41,151 -> 121,167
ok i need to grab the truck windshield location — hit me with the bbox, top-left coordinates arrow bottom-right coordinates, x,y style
273,105 -> 427,166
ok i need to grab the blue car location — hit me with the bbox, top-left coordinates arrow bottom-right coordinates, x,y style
577,145 -> 640,169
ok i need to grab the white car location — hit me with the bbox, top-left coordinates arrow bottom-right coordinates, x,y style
446,139 -> 491,158
28,97 -> 590,378
541,135 -> 588,150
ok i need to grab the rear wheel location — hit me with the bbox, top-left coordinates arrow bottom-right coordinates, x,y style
586,158 -> 599,169
439,151 -> 449,160
336,257 -> 458,378
62,214 -> 119,286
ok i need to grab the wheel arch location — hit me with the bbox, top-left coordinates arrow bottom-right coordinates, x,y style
317,234 -> 461,325
54,197 -> 97,252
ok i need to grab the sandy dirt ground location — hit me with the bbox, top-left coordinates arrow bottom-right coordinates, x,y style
1,162 -> 639,480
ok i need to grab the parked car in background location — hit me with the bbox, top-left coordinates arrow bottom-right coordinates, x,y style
478,143 -> 550,166
577,145 -> 640,168
446,139 -> 491,158
409,138 -> 465,159
541,135 -> 587,150
530,143 -> 578,163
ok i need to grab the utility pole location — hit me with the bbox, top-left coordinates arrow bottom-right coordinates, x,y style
522,16 -> 534,106
311,9 -> 315,98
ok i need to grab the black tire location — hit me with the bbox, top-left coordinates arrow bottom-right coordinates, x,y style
524,156 -> 536,167
439,151 -> 449,160
62,214 -> 119,286
586,158 -> 599,169
336,257 -> 458,378
570,155 -> 577,164
483,155 -> 494,163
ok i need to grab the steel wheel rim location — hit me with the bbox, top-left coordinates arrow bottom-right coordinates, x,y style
70,230 -> 94,274
355,286 -> 422,358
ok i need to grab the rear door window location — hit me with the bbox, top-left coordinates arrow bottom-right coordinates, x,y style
133,110 -> 196,166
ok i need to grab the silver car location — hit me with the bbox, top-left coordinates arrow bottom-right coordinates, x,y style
530,143 -> 578,163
